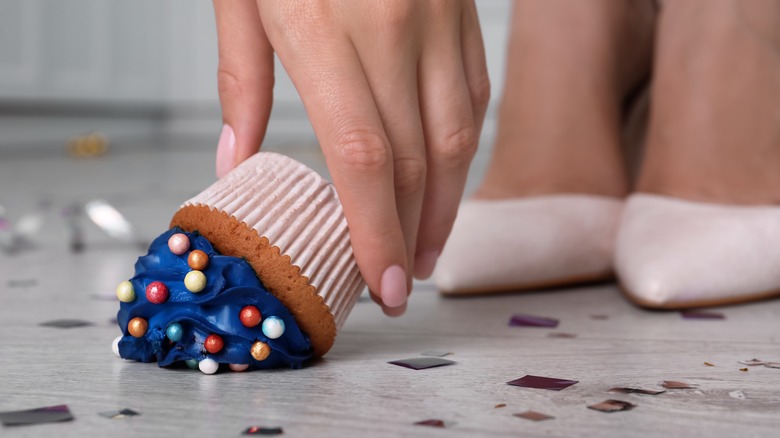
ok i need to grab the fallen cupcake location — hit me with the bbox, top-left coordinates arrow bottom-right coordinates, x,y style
112,152 -> 365,373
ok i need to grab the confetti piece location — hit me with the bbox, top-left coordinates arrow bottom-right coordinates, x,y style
662,381 -> 697,389
0,404 -> 73,426
740,368 -> 748,372
494,404 -> 506,409
588,400 -> 636,413
39,319 -> 94,328
242,426 -> 284,435
681,310 -> 725,320
590,314 -> 609,320
99,409 -> 140,419
704,362 -> 715,367
6,279 -> 37,288
508,314 -> 559,328
739,359 -> 765,366
729,391 -> 746,400
414,419 -> 445,428
764,362 -> 780,369
388,357 -> 456,370
507,375 -> 578,391
420,350 -> 453,357
546,332 -> 577,339
513,411 -> 554,421
608,387 -> 666,395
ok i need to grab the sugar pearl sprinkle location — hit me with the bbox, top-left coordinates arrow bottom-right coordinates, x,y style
250,341 -> 271,361
199,358 -> 219,375
167,233 -> 190,255
229,364 -> 249,372
111,336 -> 122,357
166,323 -> 183,342
187,250 -> 209,270
184,359 -> 199,370
184,270 -> 207,293
146,281 -> 169,304
116,280 -> 136,303
262,316 -> 285,339
204,334 -> 224,354
128,317 -> 148,338
239,306 -> 262,328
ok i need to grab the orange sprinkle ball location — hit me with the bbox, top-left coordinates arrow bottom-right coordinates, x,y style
250,341 -> 271,361
204,334 -> 224,354
187,250 -> 209,271
128,317 -> 148,338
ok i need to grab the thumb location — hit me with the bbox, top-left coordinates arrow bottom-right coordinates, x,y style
213,0 -> 274,177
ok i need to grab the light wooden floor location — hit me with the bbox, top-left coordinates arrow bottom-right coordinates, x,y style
1,140 -> 779,437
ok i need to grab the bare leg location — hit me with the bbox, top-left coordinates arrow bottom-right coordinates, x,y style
639,0 -> 780,204
475,0 -> 656,200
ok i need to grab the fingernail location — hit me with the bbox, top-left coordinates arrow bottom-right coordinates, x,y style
413,250 -> 439,280
216,124 -> 236,178
381,265 -> 407,308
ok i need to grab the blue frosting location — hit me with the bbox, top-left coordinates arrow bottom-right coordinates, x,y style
116,228 -> 313,370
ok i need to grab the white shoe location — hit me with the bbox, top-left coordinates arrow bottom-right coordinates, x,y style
434,195 -> 624,295
615,193 -> 780,308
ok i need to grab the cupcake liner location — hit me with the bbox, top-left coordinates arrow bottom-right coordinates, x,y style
181,152 -> 365,331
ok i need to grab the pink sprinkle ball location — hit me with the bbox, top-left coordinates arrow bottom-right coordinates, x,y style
229,364 -> 249,372
168,233 -> 190,255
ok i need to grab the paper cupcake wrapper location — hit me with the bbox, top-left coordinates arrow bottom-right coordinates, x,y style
182,152 -> 365,330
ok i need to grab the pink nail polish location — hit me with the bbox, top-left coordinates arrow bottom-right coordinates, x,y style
381,265 -> 407,308
216,124 -> 236,178
413,250 -> 439,280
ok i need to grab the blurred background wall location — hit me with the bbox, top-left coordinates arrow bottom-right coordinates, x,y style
0,0 -> 511,153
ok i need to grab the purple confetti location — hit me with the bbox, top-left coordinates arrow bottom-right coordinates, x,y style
507,375 -> 578,391
242,426 -> 284,435
508,314 -> 559,328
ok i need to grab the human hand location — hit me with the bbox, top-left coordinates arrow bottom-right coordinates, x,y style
213,0 -> 489,315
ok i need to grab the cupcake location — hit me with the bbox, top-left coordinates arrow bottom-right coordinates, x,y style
113,152 -> 365,373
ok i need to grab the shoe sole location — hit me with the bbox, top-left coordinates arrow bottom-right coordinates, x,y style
620,283 -> 780,310
438,270 -> 614,296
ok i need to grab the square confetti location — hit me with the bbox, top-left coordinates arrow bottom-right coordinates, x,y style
514,411 -> 554,422
388,357 -> 455,370
507,375 -> 578,391
588,400 -> 636,413
0,404 -> 74,426
508,314 -> 559,328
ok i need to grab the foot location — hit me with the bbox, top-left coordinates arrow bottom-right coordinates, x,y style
475,0 -> 656,200
638,0 -> 780,205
